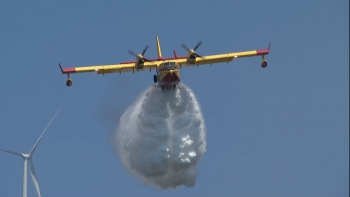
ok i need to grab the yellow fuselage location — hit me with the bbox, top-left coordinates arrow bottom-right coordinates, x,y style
157,65 -> 180,89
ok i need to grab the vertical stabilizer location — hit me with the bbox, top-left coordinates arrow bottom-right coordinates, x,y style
156,36 -> 162,59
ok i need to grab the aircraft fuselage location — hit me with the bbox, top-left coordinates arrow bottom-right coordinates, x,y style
156,61 -> 180,90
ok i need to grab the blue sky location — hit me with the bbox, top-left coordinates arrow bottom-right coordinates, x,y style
0,0 -> 348,196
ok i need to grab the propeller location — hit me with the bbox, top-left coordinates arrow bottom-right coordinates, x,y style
181,41 -> 202,57
128,45 -> 151,61
142,45 -> 149,55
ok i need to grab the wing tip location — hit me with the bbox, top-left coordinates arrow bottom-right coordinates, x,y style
256,43 -> 271,55
58,63 -> 76,74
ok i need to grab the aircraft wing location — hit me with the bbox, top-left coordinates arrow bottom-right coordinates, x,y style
59,61 -> 159,75
172,44 -> 270,67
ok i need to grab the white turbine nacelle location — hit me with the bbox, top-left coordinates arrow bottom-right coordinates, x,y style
22,154 -> 30,159
0,108 -> 61,197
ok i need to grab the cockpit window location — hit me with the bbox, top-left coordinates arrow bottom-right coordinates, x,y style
162,62 -> 176,70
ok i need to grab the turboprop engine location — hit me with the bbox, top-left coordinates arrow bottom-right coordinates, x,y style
128,45 -> 150,69
181,41 -> 202,64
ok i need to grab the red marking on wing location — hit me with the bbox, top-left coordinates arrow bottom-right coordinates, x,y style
59,64 -> 76,74
120,56 -> 188,64
256,49 -> 269,55
256,44 -> 271,55
62,68 -> 76,73
160,56 -> 187,60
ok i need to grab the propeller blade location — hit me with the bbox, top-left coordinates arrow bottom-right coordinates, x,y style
29,160 -> 41,197
193,41 -> 202,51
0,149 -> 23,157
142,45 -> 149,55
30,107 -> 61,156
194,53 -> 202,57
128,50 -> 137,57
181,44 -> 191,52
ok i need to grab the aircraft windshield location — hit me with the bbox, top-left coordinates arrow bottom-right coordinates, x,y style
162,62 -> 176,70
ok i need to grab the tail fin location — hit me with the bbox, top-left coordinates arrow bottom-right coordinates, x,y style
156,36 -> 162,59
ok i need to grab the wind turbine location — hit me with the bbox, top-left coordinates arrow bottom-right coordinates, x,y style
0,107 -> 61,197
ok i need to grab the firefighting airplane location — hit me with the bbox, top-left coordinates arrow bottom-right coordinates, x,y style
59,36 -> 270,91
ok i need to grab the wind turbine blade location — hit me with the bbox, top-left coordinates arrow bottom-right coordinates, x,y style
30,107 -> 61,156
0,148 -> 23,157
29,160 -> 41,197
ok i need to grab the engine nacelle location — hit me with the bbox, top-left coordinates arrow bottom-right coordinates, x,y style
187,53 -> 197,64
66,79 -> 72,87
181,41 -> 202,64
261,60 -> 268,68
136,59 -> 145,69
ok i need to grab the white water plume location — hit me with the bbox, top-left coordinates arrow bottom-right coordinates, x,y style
113,83 -> 206,189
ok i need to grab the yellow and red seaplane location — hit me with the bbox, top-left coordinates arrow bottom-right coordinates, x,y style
59,36 -> 270,91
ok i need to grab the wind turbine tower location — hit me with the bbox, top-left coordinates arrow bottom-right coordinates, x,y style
0,107 -> 61,197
